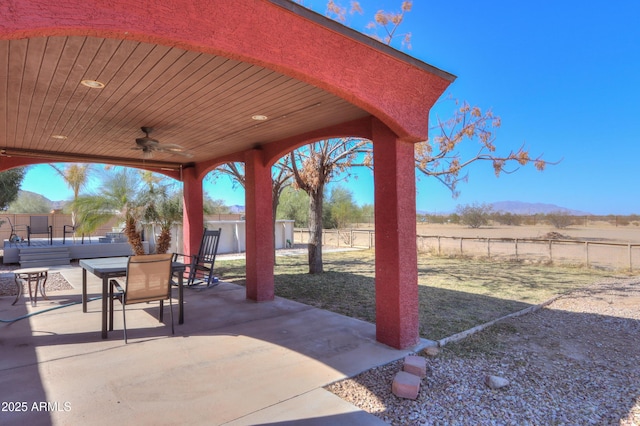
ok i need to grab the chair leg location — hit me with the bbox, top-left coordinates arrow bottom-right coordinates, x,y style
169,297 -> 174,335
159,300 -> 164,322
109,281 -> 115,331
122,304 -> 127,344
187,265 -> 197,286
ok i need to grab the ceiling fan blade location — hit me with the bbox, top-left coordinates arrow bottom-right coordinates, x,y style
155,143 -> 193,157
156,143 -> 184,152
134,127 -> 192,158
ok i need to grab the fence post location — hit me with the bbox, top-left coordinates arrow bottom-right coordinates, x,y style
585,241 -> 590,268
487,238 -> 491,258
438,236 -> 441,256
515,239 -> 519,261
629,243 -> 632,272
460,237 -> 463,256
549,240 -> 553,262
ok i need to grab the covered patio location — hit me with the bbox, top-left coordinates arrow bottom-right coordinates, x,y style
1,264 -> 430,424
0,0 -> 454,349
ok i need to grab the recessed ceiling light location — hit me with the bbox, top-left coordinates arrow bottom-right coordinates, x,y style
81,79 -> 105,89
51,135 -> 67,140
251,115 -> 268,121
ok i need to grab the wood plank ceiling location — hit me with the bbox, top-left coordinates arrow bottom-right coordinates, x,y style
0,36 -> 370,168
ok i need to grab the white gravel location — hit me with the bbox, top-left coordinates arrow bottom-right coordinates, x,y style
0,264 -> 73,297
327,278 -> 640,425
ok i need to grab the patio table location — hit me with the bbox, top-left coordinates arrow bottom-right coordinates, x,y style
13,267 -> 49,307
80,257 -> 186,339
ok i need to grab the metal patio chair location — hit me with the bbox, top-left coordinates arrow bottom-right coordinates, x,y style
109,253 -> 174,343
173,228 -> 221,288
62,224 -> 91,244
5,216 -> 27,245
27,216 -> 53,246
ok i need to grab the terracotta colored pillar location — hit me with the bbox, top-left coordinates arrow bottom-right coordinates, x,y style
372,119 -> 419,349
182,166 -> 204,257
244,149 -> 275,301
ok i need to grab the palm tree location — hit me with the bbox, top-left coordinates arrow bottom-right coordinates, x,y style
73,168 -> 146,255
50,163 -> 91,237
154,193 -> 183,254
138,173 -> 183,254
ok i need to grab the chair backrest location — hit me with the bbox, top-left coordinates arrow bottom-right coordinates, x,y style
29,216 -> 50,233
125,253 -> 173,305
196,228 -> 221,264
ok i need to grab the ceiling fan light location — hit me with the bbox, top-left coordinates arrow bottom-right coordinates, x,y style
80,79 -> 105,89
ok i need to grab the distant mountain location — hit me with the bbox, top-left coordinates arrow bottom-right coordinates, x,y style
10,191 -> 68,211
228,205 -> 245,214
418,201 -> 591,216
490,201 -> 590,216
51,199 -> 67,210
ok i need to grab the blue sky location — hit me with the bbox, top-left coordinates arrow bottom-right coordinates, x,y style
21,1 -> 640,215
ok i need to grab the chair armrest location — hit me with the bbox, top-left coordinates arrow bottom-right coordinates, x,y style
109,278 -> 125,295
172,252 -> 196,263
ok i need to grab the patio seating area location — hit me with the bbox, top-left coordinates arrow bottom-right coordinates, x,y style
2,237 -> 149,267
0,263 -> 430,425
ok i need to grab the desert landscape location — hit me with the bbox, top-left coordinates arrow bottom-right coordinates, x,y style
415,221 -> 640,244
310,221 -> 640,272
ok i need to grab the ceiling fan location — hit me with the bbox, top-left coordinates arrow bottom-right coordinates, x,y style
133,127 -> 192,158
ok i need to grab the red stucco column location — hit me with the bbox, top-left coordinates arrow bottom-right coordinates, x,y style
372,119 -> 419,349
244,149 -> 275,301
182,166 -> 204,257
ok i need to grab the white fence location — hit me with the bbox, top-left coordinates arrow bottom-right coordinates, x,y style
148,220 -> 295,255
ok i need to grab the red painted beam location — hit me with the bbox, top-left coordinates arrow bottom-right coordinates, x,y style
182,166 -> 204,258
244,148 -> 275,302
372,119 -> 419,349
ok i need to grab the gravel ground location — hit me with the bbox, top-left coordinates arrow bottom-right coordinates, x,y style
327,278 -> 640,425
0,263 -> 74,297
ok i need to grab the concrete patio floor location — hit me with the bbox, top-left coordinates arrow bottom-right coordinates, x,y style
1,264 -> 431,425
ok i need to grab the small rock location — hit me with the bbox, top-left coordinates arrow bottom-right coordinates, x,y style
403,355 -> 428,378
423,346 -> 439,357
485,375 -> 510,389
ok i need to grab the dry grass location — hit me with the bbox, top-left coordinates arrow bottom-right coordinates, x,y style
216,250 -> 625,341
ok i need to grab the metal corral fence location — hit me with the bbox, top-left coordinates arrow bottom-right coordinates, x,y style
294,228 -> 376,249
294,228 -> 640,271
419,236 -> 640,271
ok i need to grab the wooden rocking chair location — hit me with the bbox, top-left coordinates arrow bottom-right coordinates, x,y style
173,228 -> 221,288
